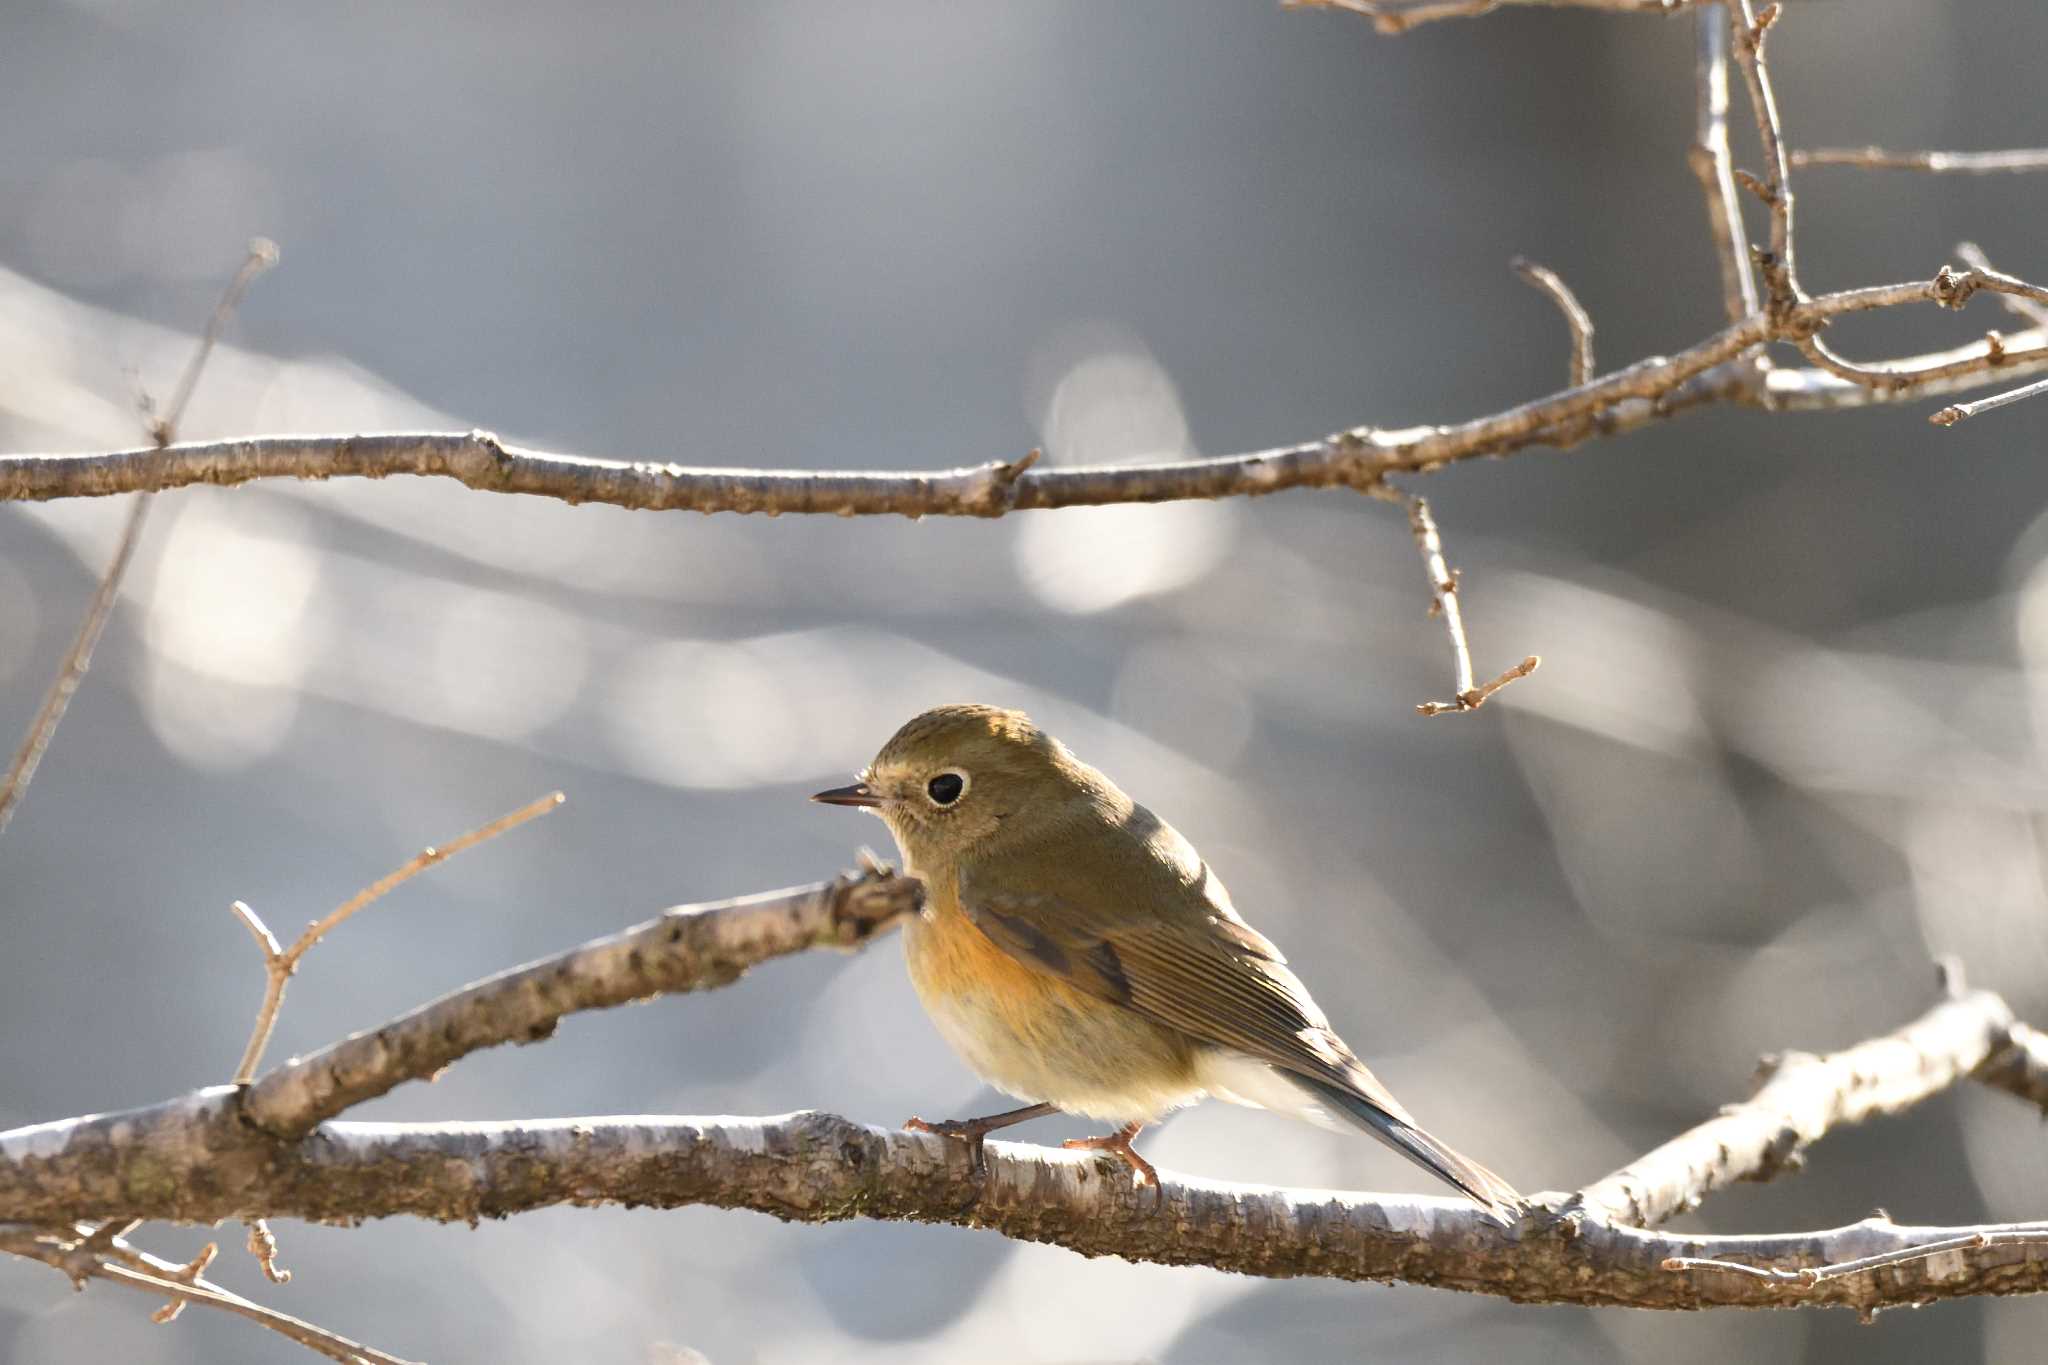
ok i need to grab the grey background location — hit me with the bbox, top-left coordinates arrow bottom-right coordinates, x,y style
4,0 -> 2047,1361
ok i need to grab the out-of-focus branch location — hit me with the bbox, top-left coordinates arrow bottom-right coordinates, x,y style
0,240 -> 276,839
1688,3 -> 1760,323
1957,243 -> 2048,327
1286,0 -> 1690,36
1576,988 -> 2029,1227
1792,146 -> 2048,174
1975,1020 -> 2048,1109
0,1223 -> 417,1364
0,497 -> 151,837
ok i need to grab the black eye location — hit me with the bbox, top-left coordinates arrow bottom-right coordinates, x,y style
927,771 -> 966,806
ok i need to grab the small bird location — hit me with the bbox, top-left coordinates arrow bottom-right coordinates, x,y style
812,703 -> 1523,1219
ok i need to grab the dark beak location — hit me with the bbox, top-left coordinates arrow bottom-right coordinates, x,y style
811,782 -> 883,808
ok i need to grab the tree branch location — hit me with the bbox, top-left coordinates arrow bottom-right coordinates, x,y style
1687,3 -> 1760,323
0,868 -> 2042,1313
1395,491 -> 1540,716
1511,257 -> 1596,386
1576,988 -> 2025,1226
4,266 -> 2045,518
243,862 -> 920,1139
1791,146 -> 2048,174
6,1108 -> 2048,1313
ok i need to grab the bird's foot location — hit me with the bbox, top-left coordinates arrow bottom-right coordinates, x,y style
905,1102 -> 1060,1179
905,1116 -> 993,1175
1062,1122 -> 1159,1193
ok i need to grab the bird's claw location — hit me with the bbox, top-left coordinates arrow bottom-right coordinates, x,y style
905,1116 -> 991,1176
1062,1128 -> 1161,1196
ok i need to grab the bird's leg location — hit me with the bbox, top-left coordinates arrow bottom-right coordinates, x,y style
905,1102 -> 1058,1176
1062,1121 -> 1158,1190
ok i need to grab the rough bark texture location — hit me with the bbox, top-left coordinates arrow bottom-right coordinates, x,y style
7,1108 -> 2048,1313
244,868 -> 921,1138
2,879 -> 2043,1314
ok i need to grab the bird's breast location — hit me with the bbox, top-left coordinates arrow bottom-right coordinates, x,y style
903,884 -> 1200,1125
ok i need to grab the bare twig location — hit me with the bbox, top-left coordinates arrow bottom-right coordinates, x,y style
1729,1 -> 1800,316
0,1224 -> 416,1364
1930,373 -> 2048,426
149,238 -> 279,445
9,265 -> 2044,516
1511,257 -> 1596,385
1395,493 -> 1540,716
231,790 -> 565,1085
1792,146 -> 2048,174
0,497 -> 152,838
0,239 -> 276,840
1956,242 -> 2048,327
1688,3 -> 1761,323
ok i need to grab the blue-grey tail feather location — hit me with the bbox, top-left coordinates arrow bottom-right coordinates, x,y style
1298,1075 -> 1524,1220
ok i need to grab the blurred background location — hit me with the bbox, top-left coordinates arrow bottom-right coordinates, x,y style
3,0 -> 2047,1360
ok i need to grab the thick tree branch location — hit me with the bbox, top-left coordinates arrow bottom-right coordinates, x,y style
5,1109 -> 2047,1313
0,871 -> 2042,1313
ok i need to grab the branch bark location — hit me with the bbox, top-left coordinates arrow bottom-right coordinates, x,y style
5,267 -> 2046,518
1,871 -> 2042,1314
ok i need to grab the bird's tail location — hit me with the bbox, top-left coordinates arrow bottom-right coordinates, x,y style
1298,1075 -> 1525,1222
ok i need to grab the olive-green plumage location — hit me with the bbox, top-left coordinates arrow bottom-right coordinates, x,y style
814,703 -> 1522,1219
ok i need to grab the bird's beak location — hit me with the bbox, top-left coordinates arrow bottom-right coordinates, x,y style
811,781 -> 883,808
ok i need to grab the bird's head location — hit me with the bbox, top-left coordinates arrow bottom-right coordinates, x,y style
811,703 -> 1087,867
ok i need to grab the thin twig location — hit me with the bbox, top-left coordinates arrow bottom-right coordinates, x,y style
0,1224 -> 416,1364
0,497 -> 151,838
149,238 -> 279,443
0,239 -> 276,840
1511,257 -> 1596,386
10,266 -> 2044,515
1398,493 -> 1540,716
1729,1 -> 1799,316
1956,243 -> 2048,327
1791,146 -> 2048,174
1688,3 -> 1761,323
232,790 -> 565,1084
1930,373 -> 2048,426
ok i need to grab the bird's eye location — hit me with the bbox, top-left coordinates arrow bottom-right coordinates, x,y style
926,770 -> 968,806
